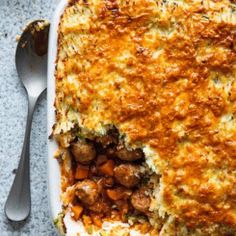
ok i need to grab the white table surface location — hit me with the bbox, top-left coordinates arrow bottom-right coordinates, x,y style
0,0 -> 59,235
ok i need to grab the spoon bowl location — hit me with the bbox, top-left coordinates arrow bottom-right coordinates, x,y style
16,20 -> 49,97
5,20 -> 49,222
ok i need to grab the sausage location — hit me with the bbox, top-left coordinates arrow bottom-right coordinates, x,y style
97,177 -> 114,188
131,188 -> 151,213
88,198 -> 111,214
115,200 -> 129,214
75,180 -> 100,205
106,147 -> 116,158
71,140 -> 96,164
95,128 -> 119,147
106,187 -> 132,201
114,164 -> 141,188
115,147 -> 144,161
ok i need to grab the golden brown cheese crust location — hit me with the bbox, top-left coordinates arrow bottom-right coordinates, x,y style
55,0 -> 236,232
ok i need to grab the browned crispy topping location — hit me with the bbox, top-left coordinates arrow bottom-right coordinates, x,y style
55,0 -> 236,232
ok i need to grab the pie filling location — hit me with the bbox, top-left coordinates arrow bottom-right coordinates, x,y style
54,127 -> 159,234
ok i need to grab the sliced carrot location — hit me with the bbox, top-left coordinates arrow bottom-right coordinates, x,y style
98,159 -> 115,176
71,205 -> 83,221
140,222 -> 152,234
82,215 -> 92,228
91,215 -> 102,227
106,188 -> 123,201
75,164 -> 89,179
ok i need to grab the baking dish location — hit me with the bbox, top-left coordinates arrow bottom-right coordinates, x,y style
47,0 -> 236,235
47,0 -> 68,229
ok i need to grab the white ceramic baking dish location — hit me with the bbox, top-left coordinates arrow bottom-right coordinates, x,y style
47,0 -> 68,229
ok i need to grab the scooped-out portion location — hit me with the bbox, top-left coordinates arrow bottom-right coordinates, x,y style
54,127 -> 159,235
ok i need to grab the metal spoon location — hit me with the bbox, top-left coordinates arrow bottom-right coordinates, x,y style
4,20 -> 49,222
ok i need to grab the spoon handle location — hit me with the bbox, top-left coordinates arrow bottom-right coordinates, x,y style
5,96 -> 37,222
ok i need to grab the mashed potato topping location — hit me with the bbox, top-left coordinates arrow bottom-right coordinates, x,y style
54,0 -> 236,234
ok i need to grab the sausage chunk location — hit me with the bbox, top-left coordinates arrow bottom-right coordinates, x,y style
115,147 -> 143,161
95,128 -> 119,147
88,198 -> 111,214
114,164 -> 141,188
71,140 -> 96,164
97,177 -> 114,188
75,180 -> 100,205
106,187 -> 132,201
131,188 -> 151,213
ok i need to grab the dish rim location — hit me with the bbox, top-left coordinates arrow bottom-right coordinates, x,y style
47,0 -> 69,229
